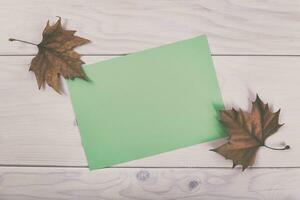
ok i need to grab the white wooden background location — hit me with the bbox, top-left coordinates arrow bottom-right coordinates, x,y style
1,0 -> 300,199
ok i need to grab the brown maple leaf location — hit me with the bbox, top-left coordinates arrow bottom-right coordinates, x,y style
211,95 -> 289,170
9,17 -> 90,93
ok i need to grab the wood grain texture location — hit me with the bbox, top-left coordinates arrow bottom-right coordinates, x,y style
2,0 -> 300,55
1,1 -> 299,199
0,167 -> 299,200
0,56 -> 298,167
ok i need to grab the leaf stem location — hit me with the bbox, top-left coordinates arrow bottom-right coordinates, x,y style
9,38 -> 38,46
263,144 -> 290,151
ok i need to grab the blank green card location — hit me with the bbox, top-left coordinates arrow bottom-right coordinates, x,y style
67,35 -> 226,170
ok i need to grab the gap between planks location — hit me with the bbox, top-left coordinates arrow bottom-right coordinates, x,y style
1,54 -> 300,57
0,164 -> 300,169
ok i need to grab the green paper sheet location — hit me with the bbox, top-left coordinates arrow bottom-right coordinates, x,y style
67,35 -> 226,170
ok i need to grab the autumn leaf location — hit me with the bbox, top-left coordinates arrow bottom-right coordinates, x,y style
9,17 -> 90,93
211,95 -> 289,170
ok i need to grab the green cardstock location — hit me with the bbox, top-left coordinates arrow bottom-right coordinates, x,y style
67,35 -> 226,170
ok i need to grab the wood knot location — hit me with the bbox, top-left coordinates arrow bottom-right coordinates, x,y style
188,180 -> 200,190
136,170 -> 150,181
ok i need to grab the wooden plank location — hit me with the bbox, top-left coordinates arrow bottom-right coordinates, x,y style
0,167 -> 299,200
2,0 -> 300,55
0,55 -> 298,167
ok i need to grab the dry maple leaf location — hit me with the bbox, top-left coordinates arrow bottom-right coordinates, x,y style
9,17 -> 90,93
211,95 -> 289,170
